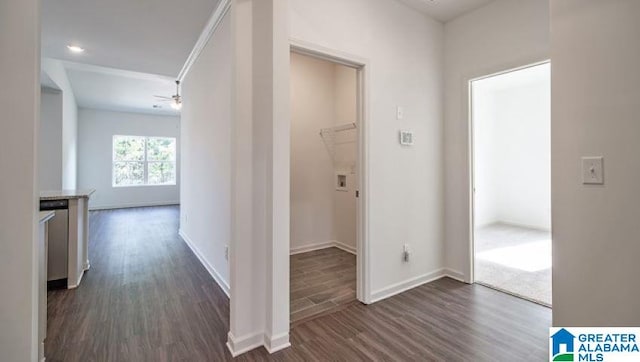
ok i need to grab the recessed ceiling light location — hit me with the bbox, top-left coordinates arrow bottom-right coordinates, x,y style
67,45 -> 85,53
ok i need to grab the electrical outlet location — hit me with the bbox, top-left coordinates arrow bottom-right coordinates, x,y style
225,245 -> 229,261
403,244 -> 410,262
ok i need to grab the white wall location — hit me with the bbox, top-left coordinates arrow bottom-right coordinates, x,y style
180,10 -> 232,295
471,84 -> 497,227
552,0 -> 640,326
290,53 -> 337,249
290,52 -> 357,252
333,64 -> 358,250
0,0 -> 40,359
228,0 -> 443,353
226,0 -> 292,354
443,0 -> 549,280
473,64 -> 551,230
77,108 -> 180,209
290,0 -> 444,299
251,0 -> 291,351
227,1 -> 260,352
41,58 -> 78,189
39,88 -> 64,190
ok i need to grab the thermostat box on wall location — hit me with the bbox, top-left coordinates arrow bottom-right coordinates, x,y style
399,130 -> 414,146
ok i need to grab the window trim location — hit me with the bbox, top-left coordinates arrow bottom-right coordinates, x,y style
112,135 -> 177,188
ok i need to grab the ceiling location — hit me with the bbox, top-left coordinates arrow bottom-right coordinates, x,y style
41,0 -> 219,116
396,0 -> 495,22
41,0 -> 219,77
40,0 -> 493,117
63,61 -> 180,116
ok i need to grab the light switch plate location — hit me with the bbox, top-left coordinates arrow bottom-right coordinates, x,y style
396,106 -> 404,120
582,156 -> 604,185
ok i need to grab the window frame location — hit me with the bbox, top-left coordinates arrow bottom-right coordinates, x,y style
112,135 -> 177,188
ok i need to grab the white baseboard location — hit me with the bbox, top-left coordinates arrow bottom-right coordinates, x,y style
481,220 -> 550,232
226,331 -> 291,357
443,268 -> 466,283
178,229 -> 230,297
89,201 -> 179,211
290,241 -> 334,255
264,331 -> 291,354
370,269 -> 446,303
502,221 -> 550,232
333,240 -> 357,255
290,240 -> 356,255
68,269 -> 85,289
474,221 -> 495,229
226,332 -> 264,357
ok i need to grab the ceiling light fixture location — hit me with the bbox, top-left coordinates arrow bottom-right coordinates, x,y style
67,45 -> 85,53
154,80 -> 182,111
170,80 -> 182,110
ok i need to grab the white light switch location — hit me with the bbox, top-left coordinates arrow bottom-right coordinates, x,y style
582,157 -> 604,185
396,106 -> 404,120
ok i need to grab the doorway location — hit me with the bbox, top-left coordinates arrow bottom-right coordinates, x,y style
470,62 -> 551,306
289,47 -> 364,323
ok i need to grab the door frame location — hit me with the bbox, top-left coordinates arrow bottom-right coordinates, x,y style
467,59 -> 551,284
289,38 -> 372,303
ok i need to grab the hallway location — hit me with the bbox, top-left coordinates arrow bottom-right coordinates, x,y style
46,206 -> 551,361
45,206 -> 233,361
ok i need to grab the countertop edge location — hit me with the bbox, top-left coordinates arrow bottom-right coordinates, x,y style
40,189 -> 96,201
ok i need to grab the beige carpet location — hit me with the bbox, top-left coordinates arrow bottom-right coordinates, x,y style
475,223 -> 552,306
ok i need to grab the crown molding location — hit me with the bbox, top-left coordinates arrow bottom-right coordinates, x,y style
177,0 -> 232,82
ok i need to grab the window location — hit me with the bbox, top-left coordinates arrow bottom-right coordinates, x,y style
112,135 -> 176,187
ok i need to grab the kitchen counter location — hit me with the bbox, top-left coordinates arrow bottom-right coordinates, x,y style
39,189 -> 94,290
40,189 -> 95,200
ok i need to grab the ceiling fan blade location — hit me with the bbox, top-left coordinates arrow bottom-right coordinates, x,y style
153,95 -> 172,99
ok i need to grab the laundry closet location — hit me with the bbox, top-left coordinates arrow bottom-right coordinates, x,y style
289,51 -> 358,322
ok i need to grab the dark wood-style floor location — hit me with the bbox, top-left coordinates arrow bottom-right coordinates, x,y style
46,206 -> 551,361
290,247 -> 356,323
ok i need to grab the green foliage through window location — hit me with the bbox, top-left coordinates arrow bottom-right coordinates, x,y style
112,136 -> 176,186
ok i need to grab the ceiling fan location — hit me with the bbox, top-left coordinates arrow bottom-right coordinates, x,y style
154,80 -> 182,110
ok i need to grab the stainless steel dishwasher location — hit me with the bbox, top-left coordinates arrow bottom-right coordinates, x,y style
40,199 -> 68,289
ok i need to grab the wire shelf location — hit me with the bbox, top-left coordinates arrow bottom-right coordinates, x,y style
319,122 -> 357,167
